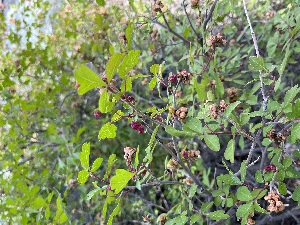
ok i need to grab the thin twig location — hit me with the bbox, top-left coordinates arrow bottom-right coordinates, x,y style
203,0 -> 219,30
242,0 -> 268,113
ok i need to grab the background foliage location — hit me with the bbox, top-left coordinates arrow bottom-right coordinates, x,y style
1,0 -> 300,224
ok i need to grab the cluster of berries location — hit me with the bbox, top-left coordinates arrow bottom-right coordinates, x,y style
264,191 -> 285,213
209,100 -> 228,120
124,147 -> 136,166
152,1 -> 165,15
169,106 -> 188,122
266,129 -> 286,145
130,121 -> 145,134
181,149 -> 201,160
168,69 -> 193,85
264,164 -> 276,172
206,33 -> 227,47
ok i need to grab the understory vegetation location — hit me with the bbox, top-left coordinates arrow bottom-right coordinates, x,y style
1,0 -> 300,224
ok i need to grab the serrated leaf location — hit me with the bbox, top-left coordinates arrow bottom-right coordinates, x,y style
255,170 -> 264,183
110,169 -> 135,194
201,202 -> 213,212
279,45 -> 291,76
206,210 -> 230,221
104,154 -> 116,180
79,142 -> 90,170
74,65 -> 106,95
125,22 -> 134,49
190,214 -> 202,224
204,135 -> 220,152
236,186 -> 253,201
119,50 -> 140,78
292,185 -> 300,203
165,126 -> 194,137
249,56 -> 267,71
240,160 -> 246,182
251,189 -> 267,199
111,110 -> 124,122
78,170 -> 90,184
224,139 -> 235,163
291,123 -> 300,144
224,101 -> 241,117
107,198 -> 121,225
98,122 -> 117,139
278,182 -> 287,195
135,145 -> 140,167
283,85 -> 299,107
91,158 -> 103,172
106,53 -> 124,83
87,188 -> 101,201
188,184 -> 197,198
184,118 -> 203,134
121,76 -> 132,92
236,203 -> 254,219
99,89 -> 115,113
254,202 -> 268,214
149,76 -> 157,90
150,64 -> 160,74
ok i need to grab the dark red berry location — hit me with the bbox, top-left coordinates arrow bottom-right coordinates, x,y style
127,96 -> 135,103
94,111 -> 103,118
182,150 -> 189,159
264,164 -> 276,172
107,185 -> 111,191
137,125 -> 145,134
168,74 -> 178,84
121,94 -> 127,100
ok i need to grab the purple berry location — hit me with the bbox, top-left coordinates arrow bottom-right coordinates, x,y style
182,150 -> 189,159
137,125 -> 145,134
127,96 -> 135,102
94,111 -> 103,118
168,74 -> 178,84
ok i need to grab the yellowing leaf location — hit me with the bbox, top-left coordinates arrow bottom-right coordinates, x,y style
98,122 -> 117,140
110,169 -> 134,194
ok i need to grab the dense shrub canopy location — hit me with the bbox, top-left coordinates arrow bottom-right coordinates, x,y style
1,0 -> 300,224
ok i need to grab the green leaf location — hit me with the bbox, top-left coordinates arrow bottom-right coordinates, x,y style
254,202 -> 268,214
96,0 -> 105,6
79,142 -> 90,170
249,56 -> 267,71
99,89 -> 115,113
255,170 -> 264,183
125,22 -> 134,49
283,85 -> 299,107
111,110 -> 124,122
78,170 -> 90,184
104,154 -> 117,179
201,202 -> 213,212
149,76 -> 157,90
91,158 -> 103,172
188,184 -> 198,198
165,126 -> 194,137
106,53 -> 124,83
224,101 -> 241,117
236,203 -> 254,221
251,189 -> 267,200
292,185 -> 300,205
184,118 -> 203,134
107,198 -> 121,225
87,188 -> 101,201
291,123 -> 300,144
278,182 -> 287,195
74,65 -> 106,95
224,139 -> 235,163
110,169 -> 135,194
120,76 -> 132,92
98,122 -> 117,139
236,186 -> 253,201
204,135 -> 220,151
206,210 -> 230,221
150,64 -> 160,74
279,44 -> 291,76
119,50 -> 140,78
190,214 -> 202,224
240,160 -> 246,182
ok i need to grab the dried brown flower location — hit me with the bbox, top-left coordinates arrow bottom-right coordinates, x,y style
124,147 -> 136,166
264,191 -> 285,213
